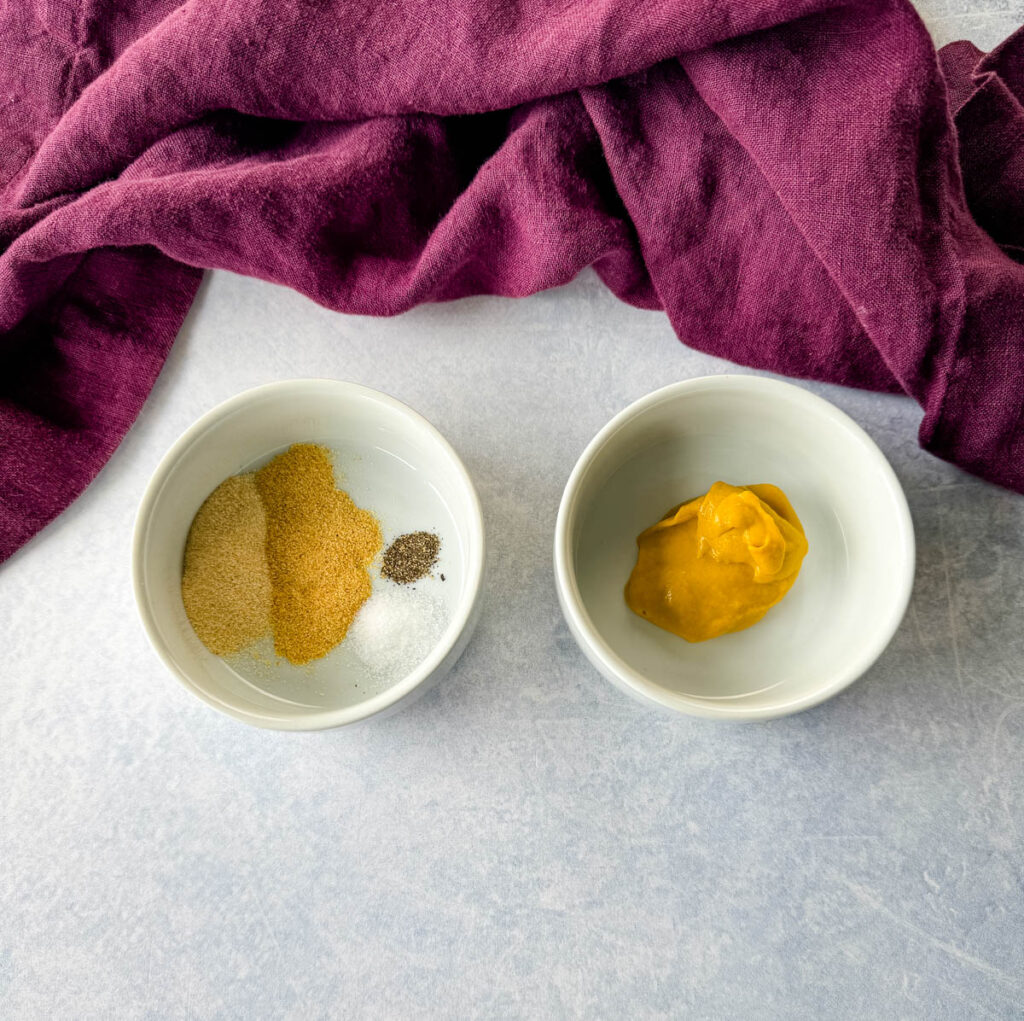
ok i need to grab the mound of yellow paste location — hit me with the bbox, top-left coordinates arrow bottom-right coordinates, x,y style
625,482 -> 808,643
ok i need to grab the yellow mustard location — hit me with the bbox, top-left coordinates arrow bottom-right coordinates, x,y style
625,481 -> 808,642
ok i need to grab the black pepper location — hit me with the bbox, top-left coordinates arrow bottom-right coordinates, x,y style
381,531 -> 440,585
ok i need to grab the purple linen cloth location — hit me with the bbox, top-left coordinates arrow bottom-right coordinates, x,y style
2,0 -> 1023,562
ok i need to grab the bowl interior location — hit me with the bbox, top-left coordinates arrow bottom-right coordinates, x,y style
135,382 -> 480,727
566,381 -> 912,716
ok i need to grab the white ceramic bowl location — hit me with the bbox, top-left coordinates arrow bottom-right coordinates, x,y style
133,379 -> 485,730
554,375 -> 915,720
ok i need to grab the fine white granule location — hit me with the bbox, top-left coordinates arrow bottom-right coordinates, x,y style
346,583 -> 448,684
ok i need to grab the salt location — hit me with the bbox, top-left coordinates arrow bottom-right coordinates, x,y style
346,583 -> 448,685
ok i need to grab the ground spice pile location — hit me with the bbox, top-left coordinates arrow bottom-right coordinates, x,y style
255,444 -> 381,663
381,531 -> 440,585
181,474 -> 271,656
181,443 -> 382,665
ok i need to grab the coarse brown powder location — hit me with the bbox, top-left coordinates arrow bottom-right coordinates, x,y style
254,443 -> 382,665
181,473 -> 272,656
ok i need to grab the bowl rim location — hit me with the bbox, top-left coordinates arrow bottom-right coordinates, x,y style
132,377 -> 485,730
553,373 -> 916,721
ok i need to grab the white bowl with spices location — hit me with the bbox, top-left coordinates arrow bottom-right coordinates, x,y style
554,375 -> 915,720
133,379 -> 485,730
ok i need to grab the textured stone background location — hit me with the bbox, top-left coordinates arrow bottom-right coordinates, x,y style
2,3 -> 1024,1018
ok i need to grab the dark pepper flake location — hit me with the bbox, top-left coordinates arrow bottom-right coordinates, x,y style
381,531 -> 440,585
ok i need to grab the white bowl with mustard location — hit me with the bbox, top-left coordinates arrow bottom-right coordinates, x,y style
554,375 -> 915,720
